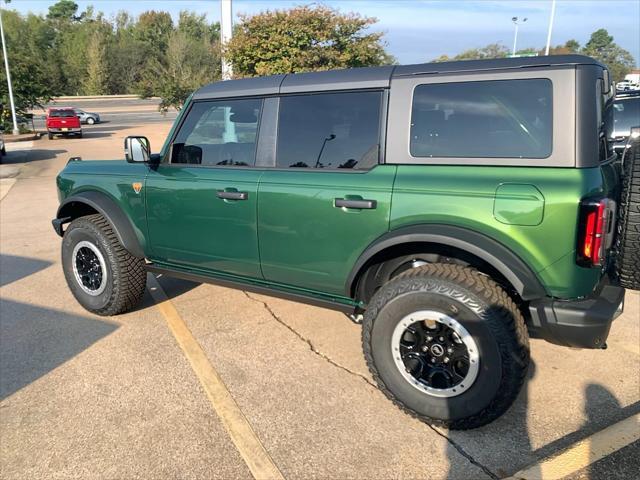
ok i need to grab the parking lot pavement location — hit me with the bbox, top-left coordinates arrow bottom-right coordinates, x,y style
1,126 -> 638,479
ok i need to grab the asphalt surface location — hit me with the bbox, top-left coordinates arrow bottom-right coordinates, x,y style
1,98 -> 639,479
31,97 -> 179,128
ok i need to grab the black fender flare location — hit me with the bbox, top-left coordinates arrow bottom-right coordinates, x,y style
346,224 -> 548,301
55,191 -> 145,258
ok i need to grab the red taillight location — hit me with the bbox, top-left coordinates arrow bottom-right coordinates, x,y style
577,199 -> 608,267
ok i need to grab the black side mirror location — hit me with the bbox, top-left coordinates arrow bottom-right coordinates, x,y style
124,136 -> 150,163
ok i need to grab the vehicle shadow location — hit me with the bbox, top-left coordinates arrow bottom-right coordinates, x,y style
0,254 -> 52,288
133,273 -> 201,312
0,299 -> 119,400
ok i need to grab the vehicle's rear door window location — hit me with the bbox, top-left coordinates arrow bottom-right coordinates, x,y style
410,79 -> 553,158
275,91 -> 382,169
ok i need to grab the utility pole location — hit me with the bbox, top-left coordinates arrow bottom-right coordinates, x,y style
221,0 -> 233,80
0,2 -> 19,135
544,0 -> 557,56
511,16 -> 527,57
220,0 -> 236,142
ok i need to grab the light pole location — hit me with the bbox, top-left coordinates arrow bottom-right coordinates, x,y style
511,16 -> 527,57
220,0 -> 233,81
544,0 -> 557,56
0,2 -> 19,135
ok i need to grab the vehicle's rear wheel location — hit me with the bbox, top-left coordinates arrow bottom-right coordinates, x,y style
62,214 -> 146,316
86,117 -> 95,125
78,131 -> 83,138
48,133 -> 53,140
615,140 -> 640,290
362,263 -> 529,430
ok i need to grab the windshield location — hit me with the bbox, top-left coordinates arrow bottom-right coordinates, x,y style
613,98 -> 640,136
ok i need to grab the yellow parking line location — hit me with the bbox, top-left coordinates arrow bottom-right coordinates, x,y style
508,413 -> 640,480
148,275 -> 285,480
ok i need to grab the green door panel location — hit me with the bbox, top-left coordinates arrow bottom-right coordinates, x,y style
258,165 -> 397,295
145,165 -> 262,277
391,165 -> 605,299
493,183 -> 545,226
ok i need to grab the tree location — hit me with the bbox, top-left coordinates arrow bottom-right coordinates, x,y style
46,0 -> 79,22
225,5 -> 394,77
582,29 -> 634,82
139,29 -> 221,111
432,43 -> 509,62
85,30 -> 109,95
0,10 -> 55,127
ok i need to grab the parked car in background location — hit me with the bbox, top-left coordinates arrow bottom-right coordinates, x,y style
612,91 -> 640,153
616,79 -> 639,92
73,109 -> 100,125
46,108 -> 82,139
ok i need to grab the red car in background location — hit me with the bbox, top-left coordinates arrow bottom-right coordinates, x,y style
46,108 -> 82,139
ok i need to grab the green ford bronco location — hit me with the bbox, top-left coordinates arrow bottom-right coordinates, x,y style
54,55 -> 640,429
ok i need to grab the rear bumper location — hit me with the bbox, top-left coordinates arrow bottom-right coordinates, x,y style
528,279 -> 625,349
48,128 -> 82,133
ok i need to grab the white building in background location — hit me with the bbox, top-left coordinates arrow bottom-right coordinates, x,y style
625,69 -> 640,84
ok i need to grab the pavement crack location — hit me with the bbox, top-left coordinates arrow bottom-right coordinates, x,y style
243,291 -> 377,389
431,427 -> 500,480
244,292 -> 498,479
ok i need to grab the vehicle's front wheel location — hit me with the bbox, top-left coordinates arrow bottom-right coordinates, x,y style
362,263 -> 529,430
86,117 -> 95,125
62,214 -> 146,316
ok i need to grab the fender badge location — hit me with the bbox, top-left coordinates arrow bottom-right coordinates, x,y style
132,182 -> 142,194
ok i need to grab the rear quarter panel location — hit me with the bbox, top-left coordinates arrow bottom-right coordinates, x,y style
391,165 -> 605,299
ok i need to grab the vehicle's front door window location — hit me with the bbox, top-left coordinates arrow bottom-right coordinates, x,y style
171,99 -> 262,166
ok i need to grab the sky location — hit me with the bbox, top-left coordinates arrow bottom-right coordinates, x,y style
8,0 -> 640,66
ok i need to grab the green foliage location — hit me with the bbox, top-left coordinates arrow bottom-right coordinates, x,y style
46,0 -> 79,22
431,30 -> 634,83
1,1 -> 222,111
583,29 -> 634,82
0,9 -> 55,122
432,43 -> 509,62
225,5 -> 394,77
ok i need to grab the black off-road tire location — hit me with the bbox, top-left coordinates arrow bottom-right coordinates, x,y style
616,141 -> 640,290
362,263 -> 530,430
62,214 -> 146,316
48,132 -> 53,140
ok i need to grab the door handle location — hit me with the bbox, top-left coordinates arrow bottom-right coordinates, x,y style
216,190 -> 248,200
334,198 -> 377,210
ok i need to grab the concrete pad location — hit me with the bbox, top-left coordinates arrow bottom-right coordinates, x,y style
0,178 -> 17,200
1,147 -> 252,479
162,280 -> 489,480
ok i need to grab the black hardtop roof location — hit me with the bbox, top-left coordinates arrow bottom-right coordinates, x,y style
193,54 -> 604,100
